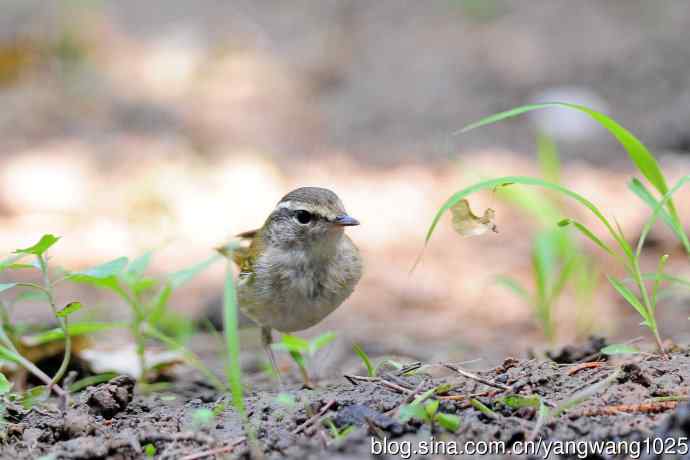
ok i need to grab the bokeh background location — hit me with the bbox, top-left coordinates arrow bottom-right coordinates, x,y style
2,1 -> 690,372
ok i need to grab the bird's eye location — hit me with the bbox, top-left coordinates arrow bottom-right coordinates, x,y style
294,210 -> 313,224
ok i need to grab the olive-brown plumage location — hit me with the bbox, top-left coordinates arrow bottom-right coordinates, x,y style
231,187 -> 363,379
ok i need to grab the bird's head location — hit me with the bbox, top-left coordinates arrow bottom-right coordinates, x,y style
262,187 -> 359,249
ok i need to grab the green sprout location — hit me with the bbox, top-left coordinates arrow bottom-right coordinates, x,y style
273,332 -> 336,387
325,419 -> 355,443
0,235 -> 84,397
427,103 -> 690,354
143,443 -> 156,458
352,343 -> 407,378
67,250 -> 224,388
399,391 -> 460,433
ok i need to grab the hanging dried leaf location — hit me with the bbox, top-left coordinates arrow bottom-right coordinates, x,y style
450,199 -> 498,237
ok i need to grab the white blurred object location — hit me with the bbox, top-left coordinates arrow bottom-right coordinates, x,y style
0,145 -> 93,213
529,87 -> 609,141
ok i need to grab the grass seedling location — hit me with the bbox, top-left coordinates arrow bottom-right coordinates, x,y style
325,419 -> 355,443
352,343 -> 407,378
67,250 -> 224,387
352,343 -> 375,377
0,235 -> 87,397
273,332 -> 336,387
495,133 -> 599,341
218,242 -> 258,453
428,103 -> 690,354
399,390 -> 460,433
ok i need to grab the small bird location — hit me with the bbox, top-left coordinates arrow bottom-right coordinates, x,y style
231,187 -> 363,381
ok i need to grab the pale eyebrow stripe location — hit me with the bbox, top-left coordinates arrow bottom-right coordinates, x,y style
276,201 -> 296,210
275,201 -> 337,220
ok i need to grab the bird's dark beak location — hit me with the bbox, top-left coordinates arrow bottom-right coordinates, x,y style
333,214 -> 360,226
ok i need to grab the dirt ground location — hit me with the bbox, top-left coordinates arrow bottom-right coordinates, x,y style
2,338 -> 690,459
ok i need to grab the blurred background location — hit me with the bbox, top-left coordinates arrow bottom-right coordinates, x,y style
2,0 -> 690,373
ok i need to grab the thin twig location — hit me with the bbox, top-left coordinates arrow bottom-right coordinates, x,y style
179,437 -> 246,460
443,363 -> 513,391
571,401 -> 678,417
567,362 -> 605,376
344,375 -> 414,395
291,400 -> 336,435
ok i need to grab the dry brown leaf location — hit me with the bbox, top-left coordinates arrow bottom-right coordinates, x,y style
450,199 -> 498,237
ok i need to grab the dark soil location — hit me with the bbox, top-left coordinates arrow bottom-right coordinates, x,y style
3,340 -> 690,459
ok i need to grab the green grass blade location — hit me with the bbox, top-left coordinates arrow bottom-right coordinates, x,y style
636,175 -> 690,259
455,103 -> 555,134
607,276 -> 651,327
223,259 -> 245,416
494,275 -> 530,302
169,254 -> 221,289
533,230 -> 556,303
628,178 -> 690,255
550,256 -> 577,302
458,102 -> 678,221
352,344 -> 375,377
639,273 -> 690,290
558,219 -> 615,256
651,254 -> 669,315
309,331 -> 336,355
536,132 -> 561,184
425,176 -> 618,249
24,321 -> 127,345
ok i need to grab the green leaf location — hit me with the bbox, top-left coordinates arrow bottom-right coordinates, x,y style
2,263 -> 35,270
68,372 -> 118,392
24,321 -> 127,345
72,257 -> 128,279
0,345 -> 21,363
275,393 -> 296,407
399,402 -> 429,423
533,230 -> 558,302
147,285 -> 172,325
275,335 -> 310,354
127,251 -> 153,280
536,132 -> 561,184
0,254 -> 30,272
56,301 -> 82,318
353,343 -> 375,377
494,275 -> 530,302
133,277 -> 157,294
628,178 -> 690,255
498,394 -> 542,409
458,102 -> 677,222
288,350 -> 305,370
14,234 -> 60,256
424,400 -> 439,417
144,443 -> 156,458
169,254 -> 221,289
651,254 -> 670,313
309,331 -> 336,355
558,219 -> 615,256
222,259 -> 246,415
0,283 -> 17,294
469,399 -> 497,418
191,408 -> 215,428
435,412 -> 461,432
607,276 -> 652,327
636,175 -> 690,259
0,372 -> 11,394
600,344 -> 640,355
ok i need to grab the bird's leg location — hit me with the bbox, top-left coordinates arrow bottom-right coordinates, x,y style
261,326 -> 282,384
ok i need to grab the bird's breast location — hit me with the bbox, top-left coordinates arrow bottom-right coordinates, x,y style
237,240 -> 362,332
